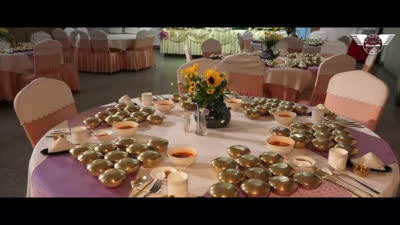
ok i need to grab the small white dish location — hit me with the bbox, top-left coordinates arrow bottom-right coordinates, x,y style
289,155 -> 316,169
112,121 -> 138,137
225,98 -> 242,111
273,111 -> 297,126
155,99 -> 175,114
167,146 -> 197,168
266,136 -> 295,156
150,167 -> 178,181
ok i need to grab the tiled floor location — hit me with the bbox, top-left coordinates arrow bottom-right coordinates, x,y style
0,49 -> 399,197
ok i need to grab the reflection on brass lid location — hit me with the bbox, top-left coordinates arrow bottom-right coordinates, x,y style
83,117 -> 102,129
95,111 -> 112,121
334,135 -> 357,147
126,143 -> 149,156
131,111 -> 148,123
279,104 -> 294,111
293,105 -> 308,114
313,131 -> 332,140
290,122 -> 309,131
87,159 -> 113,177
104,150 -> 129,163
217,168 -> 245,185
98,168 -> 127,188
269,163 -> 295,177
289,133 -> 310,149
331,129 -> 351,137
114,158 -> 140,174
255,105 -> 270,116
140,106 -> 156,115
312,137 -> 334,152
227,145 -> 251,159
209,182 -> 240,198
137,150 -> 162,168
268,176 -> 298,196
147,114 -> 165,125
311,123 -> 332,132
125,105 -> 140,113
259,152 -> 283,167
147,137 -> 169,153
241,179 -> 271,197
70,146 -> 92,158
279,101 -> 294,106
181,101 -> 195,111
106,107 -> 120,114
77,150 -> 103,165
115,110 -> 131,119
95,142 -> 117,154
236,155 -> 261,169
244,108 -> 261,120
105,115 -> 123,126
211,157 -> 238,173
293,172 -> 322,190
245,167 -> 271,181
123,117 -> 138,122
291,129 -> 313,139
270,126 -> 291,137
327,123 -> 346,131
115,103 -> 127,110
115,137 -> 137,149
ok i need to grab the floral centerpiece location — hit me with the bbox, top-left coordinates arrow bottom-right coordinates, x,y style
180,63 -> 231,128
260,31 -> 283,60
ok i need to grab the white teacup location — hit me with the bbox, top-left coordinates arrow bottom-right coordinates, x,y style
71,126 -> 89,145
142,92 -> 153,106
168,172 -> 189,197
328,148 -> 348,171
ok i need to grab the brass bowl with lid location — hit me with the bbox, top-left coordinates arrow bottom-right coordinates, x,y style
95,142 -> 117,154
268,107 -> 279,115
259,152 -> 284,167
241,101 -> 254,110
105,115 -> 123,126
313,131 -> 333,140
270,126 -> 291,137
126,143 -> 149,157
279,101 -> 294,107
172,93 -> 180,102
293,171 -> 322,190
266,102 -> 279,109
114,110 -> 131,119
125,105 -> 140,113
311,123 -> 332,133
244,108 -> 261,120
83,117 -> 102,129
70,146 -> 92,158
236,155 -> 261,169
312,137 -> 334,151
147,113 -> 165,125
95,111 -> 112,121
279,104 -> 294,112
268,163 -> 295,177
255,105 -> 270,116
209,182 -> 240,198
77,150 -> 103,165
245,167 -> 271,181
98,168 -> 127,188
327,123 -> 346,131
291,129 -> 313,139
211,157 -> 238,174
289,122 -> 309,131
114,157 -> 140,174
227,145 -> 251,159
217,168 -> 246,185
115,103 -> 127,111
331,129 -> 351,137
86,159 -> 114,177
325,110 -> 337,120
104,150 -> 129,163
114,137 -> 137,150
268,98 -> 281,104
179,96 -> 190,103
147,137 -> 169,153
181,101 -> 195,111
106,107 -> 121,115
131,111 -> 148,123
334,135 -> 357,146
268,176 -> 298,196
140,106 -> 156,115
241,179 -> 271,197
256,98 -> 267,105
137,150 -> 162,168
289,133 -> 310,149
293,105 -> 308,114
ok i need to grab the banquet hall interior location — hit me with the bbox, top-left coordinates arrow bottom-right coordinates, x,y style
1,27 -> 400,198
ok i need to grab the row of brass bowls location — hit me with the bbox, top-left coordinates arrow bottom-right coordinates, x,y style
268,176 -> 298,196
126,143 -> 149,157
259,152 -> 284,167
270,126 -> 291,137
83,117 -> 102,129
70,146 -> 92,158
115,137 -> 137,150
236,155 -> 261,169
98,168 -> 127,188
293,172 -> 322,190
114,158 -> 141,174
269,163 -> 295,177
77,150 -> 104,165
104,150 -> 129,163
212,157 -> 238,174
227,145 -> 250,159
147,137 -> 169,153
217,169 -> 245,185
137,150 -> 162,168
209,182 -> 240,197
95,142 -> 117,154
240,179 -> 271,197
87,159 -> 113,176
245,167 -> 271,181
147,113 -> 165,125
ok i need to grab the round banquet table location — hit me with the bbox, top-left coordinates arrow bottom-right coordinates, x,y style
27,96 -> 399,197
107,34 -> 136,51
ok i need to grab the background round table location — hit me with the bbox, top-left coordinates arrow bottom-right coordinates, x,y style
107,34 -> 136,51
27,96 -> 399,197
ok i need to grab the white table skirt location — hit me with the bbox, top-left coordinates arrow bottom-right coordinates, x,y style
27,97 -> 399,197
107,34 -> 136,51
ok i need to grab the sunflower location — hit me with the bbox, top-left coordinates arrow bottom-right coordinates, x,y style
220,72 -> 226,80
189,86 -> 196,93
207,88 -> 215,95
204,69 -> 222,87
189,81 -> 196,87
180,63 -> 199,79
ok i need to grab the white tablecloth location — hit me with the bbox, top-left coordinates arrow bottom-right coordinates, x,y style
27,97 -> 399,197
107,34 -> 136,51
0,52 -> 33,74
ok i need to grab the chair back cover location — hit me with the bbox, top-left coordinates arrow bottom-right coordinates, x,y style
72,34 -> 80,67
76,27 -> 89,34
109,27 -> 123,34
52,28 -> 72,51
64,27 -> 75,37
33,40 -> 62,78
310,31 -> 328,40
14,78 -> 77,147
276,36 -> 303,53
89,29 -> 110,53
242,31 -> 253,52
184,44 -> 192,62
30,31 -> 52,44
125,27 -> 138,34
338,35 -> 351,47
320,41 -> 348,56
217,53 -> 265,96
201,38 -> 222,57
325,70 -> 388,131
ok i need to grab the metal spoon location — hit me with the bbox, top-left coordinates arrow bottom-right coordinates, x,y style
131,176 -> 148,189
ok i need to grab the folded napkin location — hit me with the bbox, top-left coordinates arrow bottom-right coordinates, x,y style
49,137 -> 75,153
119,95 -> 134,106
351,152 -> 385,170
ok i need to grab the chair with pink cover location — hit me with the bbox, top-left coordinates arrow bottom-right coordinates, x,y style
325,70 -> 388,131
17,40 -> 63,90
216,53 -> 265,97
297,54 -> 356,106
89,29 -> 124,73
14,78 -> 77,147
201,38 -> 222,58
124,30 -> 155,71
184,44 -> 192,62
177,58 -> 219,94
75,30 -> 94,72
30,31 -> 52,44
52,28 -> 73,64
241,31 -> 253,52
61,34 -> 80,92
276,36 -> 303,54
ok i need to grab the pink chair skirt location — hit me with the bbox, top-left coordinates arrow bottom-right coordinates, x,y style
91,51 -> 124,73
125,47 -> 155,71
228,73 -> 264,97
0,71 -> 19,101
264,84 -> 298,101
78,51 -> 94,72
61,64 -> 80,91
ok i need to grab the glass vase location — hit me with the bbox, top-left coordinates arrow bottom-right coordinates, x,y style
195,107 -> 208,136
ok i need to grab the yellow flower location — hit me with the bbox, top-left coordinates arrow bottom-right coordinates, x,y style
180,63 -> 199,79
189,81 -> 196,87
189,86 -> 196,93
207,88 -> 215,95
220,72 -> 226,80
204,69 -> 222,87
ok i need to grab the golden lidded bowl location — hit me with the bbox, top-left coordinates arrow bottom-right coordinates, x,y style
126,143 -> 149,157
95,111 -> 112,121
312,137 -> 334,151
172,93 -> 180,102
290,133 -> 310,149
334,135 -> 357,146
291,129 -> 313,139
236,154 -> 261,169
227,145 -> 251,159
105,115 -> 123,126
86,159 -> 114,177
104,150 -> 129,163
270,126 -> 291,137
311,123 -> 332,133
217,168 -> 246,185
123,117 -> 138,122
115,137 -> 137,150
140,106 -> 156,115
209,182 -> 240,198
331,129 -> 351,137
293,171 -> 322,190
265,101 -> 279,109
83,117 -> 102,129
131,111 -> 148,123
268,176 -> 298,196
241,101 -> 253,110
95,142 -> 117,154
255,105 -> 270,116
147,113 -> 165,125
179,96 -> 190,103
115,103 -> 127,110
98,168 -> 127,188
279,101 -> 294,107
114,157 -> 140,174
70,146 -> 92,158
137,150 -> 162,168
114,110 -> 131,119
279,104 -> 294,112
106,107 -> 120,114
313,131 -> 333,140
77,150 -> 103,165
244,108 -> 261,120
147,137 -> 169,153
256,98 -> 267,105
125,105 -> 140,113
269,163 -> 295,177
290,122 -> 309,131
241,179 -> 271,197
293,105 -> 308,114
327,122 -> 346,131
259,152 -> 283,167
245,167 -> 271,181
181,101 -> 195,111
268,98 -> 281,104
326,110 -> 337,120
211,157 -> 238,174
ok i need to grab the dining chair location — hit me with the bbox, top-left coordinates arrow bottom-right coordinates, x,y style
124,27 -> 138,34
297,54 -> 356,106
184,44 -> 192,62
89,29 -> 124,73
124,30 -> 155,71
276,36 -> 303,54
338,35 -> 352,48
61,34 -> 80,92
52,28 -> 73,64
75,30 -> 94,72
109,27 -> 123,34
176,58 -> 219,94
309,31 -> 328,41
325,70 -> 388,131
201,38 -> 222,58
14,78 -> 77,147
30,31 -> 52,44
64,27 -> 75,37
216,53 -> 265,97
242,31 -> 253,52
76,27 -> 89,34
320,41 -> 348,57
17,40 -> 63,90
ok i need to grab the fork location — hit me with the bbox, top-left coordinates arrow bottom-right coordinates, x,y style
143,179 -> 162,198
